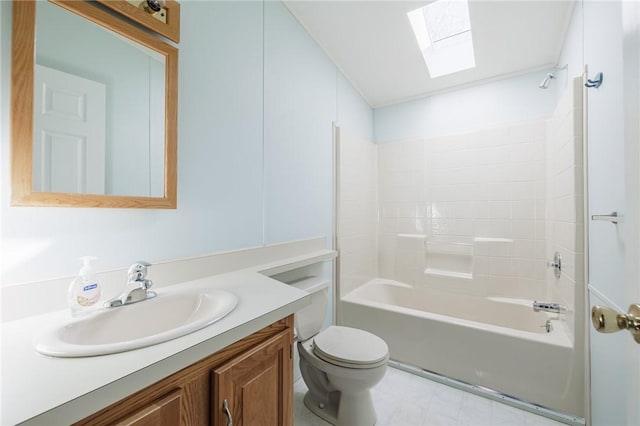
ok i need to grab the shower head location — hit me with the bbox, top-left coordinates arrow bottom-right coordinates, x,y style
539,73 -> 555,89
538,64 -> 568,89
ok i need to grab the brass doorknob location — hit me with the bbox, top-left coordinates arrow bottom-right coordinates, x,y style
591,304 -> 640,343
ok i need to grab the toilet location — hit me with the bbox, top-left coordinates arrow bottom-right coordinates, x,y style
291,277 -> 389,426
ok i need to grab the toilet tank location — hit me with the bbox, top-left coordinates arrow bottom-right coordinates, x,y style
289,276 -> 329,341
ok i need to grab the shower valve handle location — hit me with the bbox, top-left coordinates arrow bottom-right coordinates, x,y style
546,252 -> 562,278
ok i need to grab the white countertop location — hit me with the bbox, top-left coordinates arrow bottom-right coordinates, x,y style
1,248 -> 335,425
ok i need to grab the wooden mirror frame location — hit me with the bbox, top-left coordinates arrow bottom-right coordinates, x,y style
11,0 -> 178,209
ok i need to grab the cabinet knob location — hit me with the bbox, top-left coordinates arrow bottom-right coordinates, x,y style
223,399 -> 233,426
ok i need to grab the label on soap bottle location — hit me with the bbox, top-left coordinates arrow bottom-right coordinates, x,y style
77,281 -> 101,307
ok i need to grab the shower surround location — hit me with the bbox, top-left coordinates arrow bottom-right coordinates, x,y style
337,78 -> 585,417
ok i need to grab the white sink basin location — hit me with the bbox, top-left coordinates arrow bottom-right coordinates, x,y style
34,288 -> 237,357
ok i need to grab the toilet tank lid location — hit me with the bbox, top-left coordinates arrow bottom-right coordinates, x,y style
287,276 -> 329,293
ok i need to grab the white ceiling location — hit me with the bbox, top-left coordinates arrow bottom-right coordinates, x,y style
284,1 -> 575,108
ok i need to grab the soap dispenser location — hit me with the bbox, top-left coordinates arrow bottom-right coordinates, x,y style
68,256 -> 103,316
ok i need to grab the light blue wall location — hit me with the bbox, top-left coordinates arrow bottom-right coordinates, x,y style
555,2 -> 583,103
262,3 -> 374,246
177,1 -> 265,254
338,72 -> 374,142
373,70 -> 558,143
0,1 -> 373,285
263,1 -> 337,245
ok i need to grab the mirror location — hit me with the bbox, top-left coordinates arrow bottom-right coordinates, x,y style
11,0 -> 178,208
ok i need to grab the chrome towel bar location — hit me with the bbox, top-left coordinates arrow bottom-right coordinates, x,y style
591,211 -> 624,224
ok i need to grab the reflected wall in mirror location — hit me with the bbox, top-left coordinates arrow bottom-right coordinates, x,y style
35,1 -> 166,197
11,0 -> 178,208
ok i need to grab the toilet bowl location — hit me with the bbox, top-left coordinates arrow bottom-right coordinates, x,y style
290,277 -> 389,426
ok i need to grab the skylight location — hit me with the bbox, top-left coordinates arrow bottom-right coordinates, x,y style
408,0 -> 476,78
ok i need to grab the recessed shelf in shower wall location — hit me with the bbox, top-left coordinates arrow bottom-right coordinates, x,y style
397,233 -> 427,239
472,237 -> 514,257
396,234 -> 427,251
423,268 -> 472,280
473,237 -> 514,243
423,240 -> 473,281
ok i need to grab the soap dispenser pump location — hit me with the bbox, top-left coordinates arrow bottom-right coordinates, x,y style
68,256 -> 103,316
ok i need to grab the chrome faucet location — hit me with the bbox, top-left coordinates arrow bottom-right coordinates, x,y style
105,261 -> 157,308
533,301 -> 568,314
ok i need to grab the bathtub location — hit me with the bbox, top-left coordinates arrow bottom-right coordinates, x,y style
340,279 -> 583,416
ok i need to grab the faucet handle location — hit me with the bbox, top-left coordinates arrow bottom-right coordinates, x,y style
143,279 -> 154,290
128,261 -> 151,282
533,301 -> 568,313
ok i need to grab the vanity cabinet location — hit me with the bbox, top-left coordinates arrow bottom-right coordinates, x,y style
74,316 -> 294,426
213,328 -> 293,426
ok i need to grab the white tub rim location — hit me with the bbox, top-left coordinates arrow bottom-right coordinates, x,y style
342,278 -> 572,349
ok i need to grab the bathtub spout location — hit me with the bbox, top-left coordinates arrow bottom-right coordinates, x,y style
533,301 -> 568,314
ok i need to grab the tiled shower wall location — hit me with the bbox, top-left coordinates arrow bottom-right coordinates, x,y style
546,77 -> 584,339
338,81 -> 584,318
337,127 -> 378,298
377,119 -> 550,298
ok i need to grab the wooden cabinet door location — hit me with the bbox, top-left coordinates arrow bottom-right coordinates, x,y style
114,390 -> 181,426
212,328 -> 293,426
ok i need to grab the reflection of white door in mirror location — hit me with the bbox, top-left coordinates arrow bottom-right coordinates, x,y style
33,65 -> 106,195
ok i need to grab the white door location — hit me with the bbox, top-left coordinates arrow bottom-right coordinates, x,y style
33,64 -> 106,194
585,0 -> 640,425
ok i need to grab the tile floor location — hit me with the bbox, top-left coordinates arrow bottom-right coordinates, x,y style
293,367 -> 563,426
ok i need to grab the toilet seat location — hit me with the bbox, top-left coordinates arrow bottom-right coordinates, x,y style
312,326 -> 389,369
